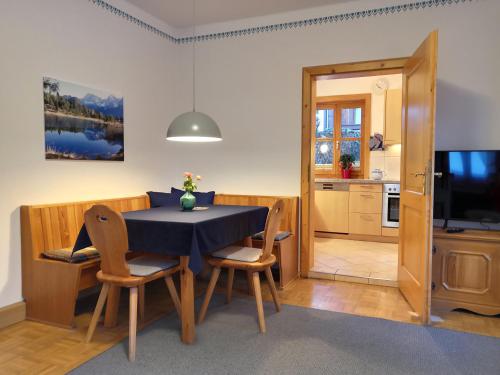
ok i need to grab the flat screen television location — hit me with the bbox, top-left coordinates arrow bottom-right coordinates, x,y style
434,150 -> 500,225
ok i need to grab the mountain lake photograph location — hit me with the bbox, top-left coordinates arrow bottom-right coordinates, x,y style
43,77 -> 124,161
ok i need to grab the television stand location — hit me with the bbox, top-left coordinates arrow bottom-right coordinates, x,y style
432,228 -> 500,315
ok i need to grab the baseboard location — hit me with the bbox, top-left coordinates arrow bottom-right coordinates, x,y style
0,301 -> 26,329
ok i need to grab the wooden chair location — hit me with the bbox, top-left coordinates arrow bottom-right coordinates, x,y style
198,200 -> 285,333
84,205 -> 181,361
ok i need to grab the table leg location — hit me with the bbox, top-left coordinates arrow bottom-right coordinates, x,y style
104,285 -> 121,328
244,236 -> 255,296
180,256 -> 195,344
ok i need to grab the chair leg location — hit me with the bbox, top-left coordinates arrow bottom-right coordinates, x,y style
85,283 -> 110,343
165,276 -> 181,317
138,284 -> 145,321
246,271 -> 255,296
198,267 -> 221,324
265,267 -> 281,312
226,268 -> 235,304
129,287 -> 138,362
252,272 -> 266,333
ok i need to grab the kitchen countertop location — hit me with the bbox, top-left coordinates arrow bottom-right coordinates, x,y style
315,178 -> 400,184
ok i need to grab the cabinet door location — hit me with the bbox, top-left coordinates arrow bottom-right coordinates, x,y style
384,89 -> 402,144
349,213 -> 382,236
433,238 -> 500,309
349,192 -> 382,213
314,190 -> 349,233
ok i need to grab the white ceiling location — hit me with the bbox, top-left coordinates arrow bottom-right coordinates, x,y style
124,0 -> 352,28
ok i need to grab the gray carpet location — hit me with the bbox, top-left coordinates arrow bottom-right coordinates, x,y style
71,296 -> 500,375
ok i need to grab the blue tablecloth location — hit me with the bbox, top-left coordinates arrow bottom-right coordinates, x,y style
73,205 -> 269,274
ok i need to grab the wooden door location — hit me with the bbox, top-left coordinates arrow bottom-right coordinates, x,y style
398,31 -> 438,323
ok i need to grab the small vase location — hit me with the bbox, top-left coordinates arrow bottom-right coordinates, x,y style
341,169 -> 352,179
180,191 -> 196,211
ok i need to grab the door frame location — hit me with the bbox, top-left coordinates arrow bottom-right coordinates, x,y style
300,58 -> 408,276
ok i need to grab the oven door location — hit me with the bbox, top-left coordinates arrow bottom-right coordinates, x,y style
383,193 -> 400,228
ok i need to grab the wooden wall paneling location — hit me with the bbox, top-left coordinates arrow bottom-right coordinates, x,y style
214,194 -> 298,235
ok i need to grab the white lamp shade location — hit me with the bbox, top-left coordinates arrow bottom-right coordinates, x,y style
166,111 -> 222,142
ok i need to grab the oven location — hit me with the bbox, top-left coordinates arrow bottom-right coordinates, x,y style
383,184 -> 400,228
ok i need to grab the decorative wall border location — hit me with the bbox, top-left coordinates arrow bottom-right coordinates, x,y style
88,0 -> 177,42
89,0 -> 473,44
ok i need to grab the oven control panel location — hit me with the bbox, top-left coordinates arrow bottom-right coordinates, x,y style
383,184 -> 400,193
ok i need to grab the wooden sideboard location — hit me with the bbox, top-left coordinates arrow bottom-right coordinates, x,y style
432,228 -> 500,315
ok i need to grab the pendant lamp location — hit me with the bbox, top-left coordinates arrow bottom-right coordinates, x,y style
166,0 -> 222,142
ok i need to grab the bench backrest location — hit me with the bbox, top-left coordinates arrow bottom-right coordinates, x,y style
21,195 -> 150,261
213,194 -> 298,235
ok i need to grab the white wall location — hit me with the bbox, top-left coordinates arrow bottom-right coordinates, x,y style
169,0 -> 500,195
0,0 -> 179,308
316,74 -> 403,180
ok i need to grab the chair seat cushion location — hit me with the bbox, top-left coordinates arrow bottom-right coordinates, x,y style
211,246 -> 262,262
42,246 -> 99,263
127,256 -> 179,277
252,230 -> 290,241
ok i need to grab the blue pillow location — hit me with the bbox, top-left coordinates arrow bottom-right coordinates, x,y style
171,187 -> 215,205
147,191 -> 178,208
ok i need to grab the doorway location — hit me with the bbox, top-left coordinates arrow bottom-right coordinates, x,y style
310,73 -> 403,287
300,31 -> 438,324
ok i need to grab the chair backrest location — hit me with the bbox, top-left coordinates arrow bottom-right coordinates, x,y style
84,205 -> 131,278
260,200 -> 285,261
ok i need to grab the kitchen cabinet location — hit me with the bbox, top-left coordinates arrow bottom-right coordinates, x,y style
382,227 -> 399,237
384,89 -> 402,144
349,191 -> 382,214
349,213 -> 382,236
348,184 -> 382,236
314,189 -> 349,233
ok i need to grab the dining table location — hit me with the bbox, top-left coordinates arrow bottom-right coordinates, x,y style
73,204 -> 269,344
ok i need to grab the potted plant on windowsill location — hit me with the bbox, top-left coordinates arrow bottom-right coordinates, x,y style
339,154 -> 355,179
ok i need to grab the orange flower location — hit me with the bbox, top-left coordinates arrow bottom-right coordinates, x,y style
184,172 -> 192,178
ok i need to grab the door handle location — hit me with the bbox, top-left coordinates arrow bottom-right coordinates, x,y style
434,172 -> 443,178
413,171 -> 426,177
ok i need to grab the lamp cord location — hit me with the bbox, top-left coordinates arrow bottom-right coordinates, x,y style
192,0 -> 196,112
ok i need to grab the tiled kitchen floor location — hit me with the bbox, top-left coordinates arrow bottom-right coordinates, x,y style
310,237 -> 399,287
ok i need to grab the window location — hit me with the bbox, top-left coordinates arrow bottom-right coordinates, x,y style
314,95 -> 369,177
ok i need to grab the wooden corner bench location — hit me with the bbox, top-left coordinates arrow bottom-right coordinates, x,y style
21,195 -> 150,328
21,194 -> 298,329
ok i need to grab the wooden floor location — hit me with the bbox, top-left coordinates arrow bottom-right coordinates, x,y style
0,275 -> 499,374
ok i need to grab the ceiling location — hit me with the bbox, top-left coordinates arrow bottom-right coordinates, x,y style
124,0 -> 352,28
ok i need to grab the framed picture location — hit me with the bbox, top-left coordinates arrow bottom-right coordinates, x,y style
43,77 -> 124,161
